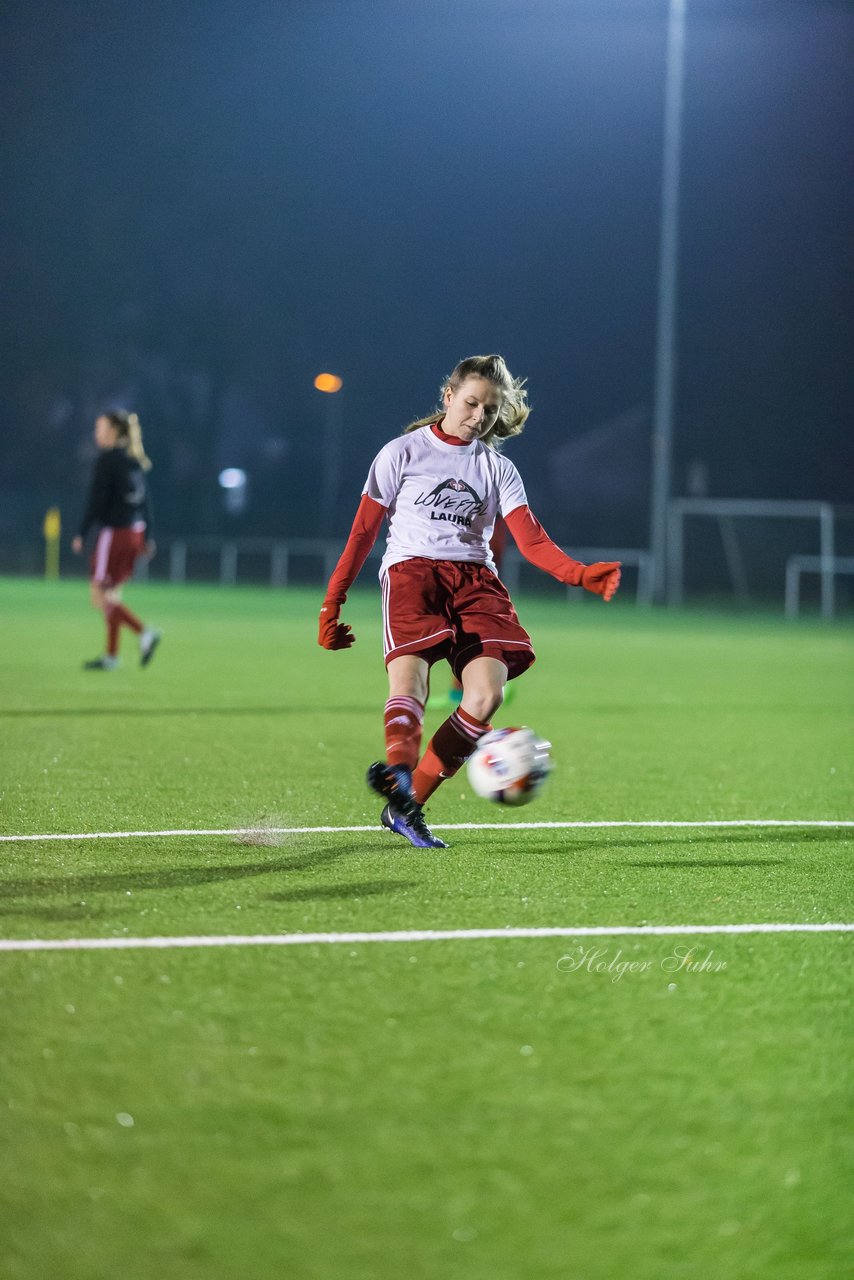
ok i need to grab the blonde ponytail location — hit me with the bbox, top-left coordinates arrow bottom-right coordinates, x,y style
108,410 -> 152,471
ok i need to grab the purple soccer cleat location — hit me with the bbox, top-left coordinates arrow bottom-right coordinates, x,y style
380,802 -> 448,850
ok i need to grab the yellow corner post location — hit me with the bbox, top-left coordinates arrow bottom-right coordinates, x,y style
43,506 -> 61,579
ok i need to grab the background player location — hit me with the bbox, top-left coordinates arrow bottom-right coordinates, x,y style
71,410 -> 161,670
318,354 -> 620,848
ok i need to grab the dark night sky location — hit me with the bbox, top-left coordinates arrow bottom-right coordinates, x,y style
1,0 -> 852,545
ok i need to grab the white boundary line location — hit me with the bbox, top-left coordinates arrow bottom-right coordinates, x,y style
0,922 -> 851,953
1,820 -> 853,843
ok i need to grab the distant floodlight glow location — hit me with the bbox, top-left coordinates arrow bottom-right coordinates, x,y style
218,468 -> 247,490
314,373 -> 343,393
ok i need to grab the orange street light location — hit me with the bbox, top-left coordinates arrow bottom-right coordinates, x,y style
314,372 -> 343,393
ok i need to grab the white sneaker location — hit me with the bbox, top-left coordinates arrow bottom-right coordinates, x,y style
139,628 -> 163,667
83,656 -> 118,670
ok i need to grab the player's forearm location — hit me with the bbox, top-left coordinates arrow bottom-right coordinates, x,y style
323,495 -> 386,604
504,505 -> 584,585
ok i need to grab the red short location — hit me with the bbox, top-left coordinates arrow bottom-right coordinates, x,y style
89,526 -> 146,588
380,557 -> 535,680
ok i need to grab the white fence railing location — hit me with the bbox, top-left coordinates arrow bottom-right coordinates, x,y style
784,556 -> 854,620
135,536 -> 653,603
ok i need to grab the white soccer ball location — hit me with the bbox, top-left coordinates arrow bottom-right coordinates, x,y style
467,726 -> 552,806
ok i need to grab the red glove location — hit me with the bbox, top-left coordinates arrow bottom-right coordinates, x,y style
580,562 -> 621,601
318,600 -> 355,650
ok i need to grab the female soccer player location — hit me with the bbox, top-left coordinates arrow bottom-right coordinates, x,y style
318,354 -> 620,848
71,410 -> 162,670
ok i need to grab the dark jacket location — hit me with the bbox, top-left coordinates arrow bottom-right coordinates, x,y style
78,448 -> 152,538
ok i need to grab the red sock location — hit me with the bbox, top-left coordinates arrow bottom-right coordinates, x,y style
105,602 -> 144,657
412,707 -> 491,804
112,602 -> 144,634
105,606 -> 121,657
383,696 -> 425,770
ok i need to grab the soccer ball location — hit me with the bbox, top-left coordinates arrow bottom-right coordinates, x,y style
467,727 -> 552,806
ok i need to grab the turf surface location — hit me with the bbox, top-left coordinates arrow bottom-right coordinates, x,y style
1,576 -> 851,1279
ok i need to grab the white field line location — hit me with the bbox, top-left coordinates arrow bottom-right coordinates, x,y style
0,922 -> 852,953
1,819 -> 853,843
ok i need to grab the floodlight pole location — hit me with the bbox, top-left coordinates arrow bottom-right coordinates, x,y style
315,374 -> 344,536
649,0 -> 687,603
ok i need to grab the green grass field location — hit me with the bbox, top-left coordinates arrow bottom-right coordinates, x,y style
1,576 -> 852,1280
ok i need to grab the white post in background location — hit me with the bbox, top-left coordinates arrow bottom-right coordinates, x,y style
649,0 -> 687,603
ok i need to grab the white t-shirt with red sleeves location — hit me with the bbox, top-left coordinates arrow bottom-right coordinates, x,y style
362,425 -> 528,576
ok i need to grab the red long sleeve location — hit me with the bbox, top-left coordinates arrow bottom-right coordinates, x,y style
504,505 -> 584,586
323,494 -> 387,604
